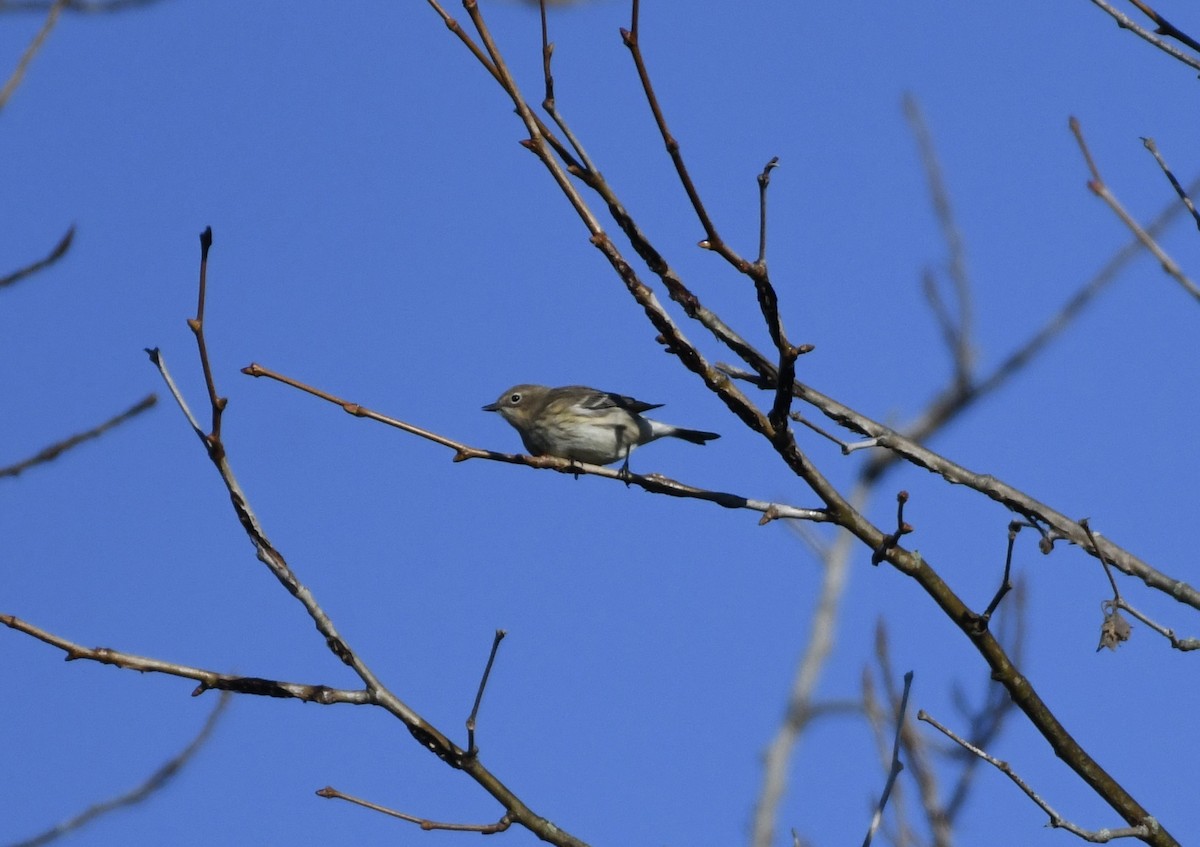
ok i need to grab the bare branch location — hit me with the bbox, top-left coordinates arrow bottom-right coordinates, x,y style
1084,0 -> 1200,71
905,93 -> 973,384
149,230 -> 595,847
751,487 -> 864,847
1126,0 -> 1200,52
242,361 -> 829,525
466,629 -> 507,758
920,710 -> 1162,842
1141,137 -> 1200,231
978,522 -> 1020,624
1,613 -> 370,704
316,787 -> 513,833
9,692 -> 232,847
862,671 -> 914,847
0,393 -> 157,479
860,174 -> 1200,485
0,225 -> 74,290
0,0 -> 169,11
1083,520 -> 1200,652
0,0 -> 66,112
1069,116 -> 1200,303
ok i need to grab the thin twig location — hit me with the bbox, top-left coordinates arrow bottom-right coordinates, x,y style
620,0 -> 738,265
0,225 -> 73,289
1084,0 -> 1200,72
1083,520 -> 1200,652
978,521 -> 1019,624
242,361 -> 829,525
905,93 -> 973,384
1069,116 -> 1200,303
1141,137 -> 1200,230
0,393 -> 157,479
861,174 -> 1200,485
920,711 -> 1161,842
862,671 -> 914,847
466,629 -> 507,757
751,486 -> 864,847
1126,0 -> 1200,52
9,692 -> 233,847
316,787 -> 513,834
871,491 -> 912,565
1,613 -> 370,703
186,227 -> 227,443
0,0 -> 66,112
152,231 -> 596,847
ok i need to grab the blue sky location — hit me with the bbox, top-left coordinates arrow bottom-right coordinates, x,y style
3,2 -> 1199,846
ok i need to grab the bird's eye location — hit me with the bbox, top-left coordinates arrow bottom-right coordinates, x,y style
509,393 -> 522,405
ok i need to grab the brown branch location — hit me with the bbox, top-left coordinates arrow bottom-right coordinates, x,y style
316,787 -> 513,834
1,613 -> 370,704
0,0 -> 169,11
723,361 -> 1200,614
620,0 -> 744,267
0,0 -> 66,112
241,361 -> 828,525
154,230 -> 593,847
1125,0 -> 1200,54
871,491 -> 913,565
0,393 -> 157,479
1084,0 -> 1200,72
978,522 -> 1019,625
186,227 -> 227,444
919,710 -> 1163,843
860,173 -> 1200,485
9,691 -> 232,847
1069,116 -> 1200,303
0,225 -> 73,289
420,11 -> 1185,843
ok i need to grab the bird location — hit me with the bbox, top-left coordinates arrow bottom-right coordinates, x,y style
483,384 -> 719,476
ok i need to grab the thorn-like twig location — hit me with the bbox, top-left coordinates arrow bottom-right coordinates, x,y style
1069,116 -> 1200,303
185,227 -> 228,446
872,491 -> 912,565
905,93 -> 973,385
977,521 -> 1019,626
466,629 -> 507,757
316,786 -> 514,834
756,156 -> 779,267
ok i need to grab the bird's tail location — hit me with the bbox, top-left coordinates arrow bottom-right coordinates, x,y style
669,427 -> 720,445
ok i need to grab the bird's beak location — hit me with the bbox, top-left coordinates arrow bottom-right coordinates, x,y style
482,402 -> 500,412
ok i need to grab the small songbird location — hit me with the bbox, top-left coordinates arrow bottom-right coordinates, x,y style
483,384 -> 719,475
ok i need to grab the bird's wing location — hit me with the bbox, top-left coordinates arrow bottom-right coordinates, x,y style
575,388 -> 663,415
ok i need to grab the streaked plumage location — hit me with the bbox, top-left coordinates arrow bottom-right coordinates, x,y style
483,384 -> 719,473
